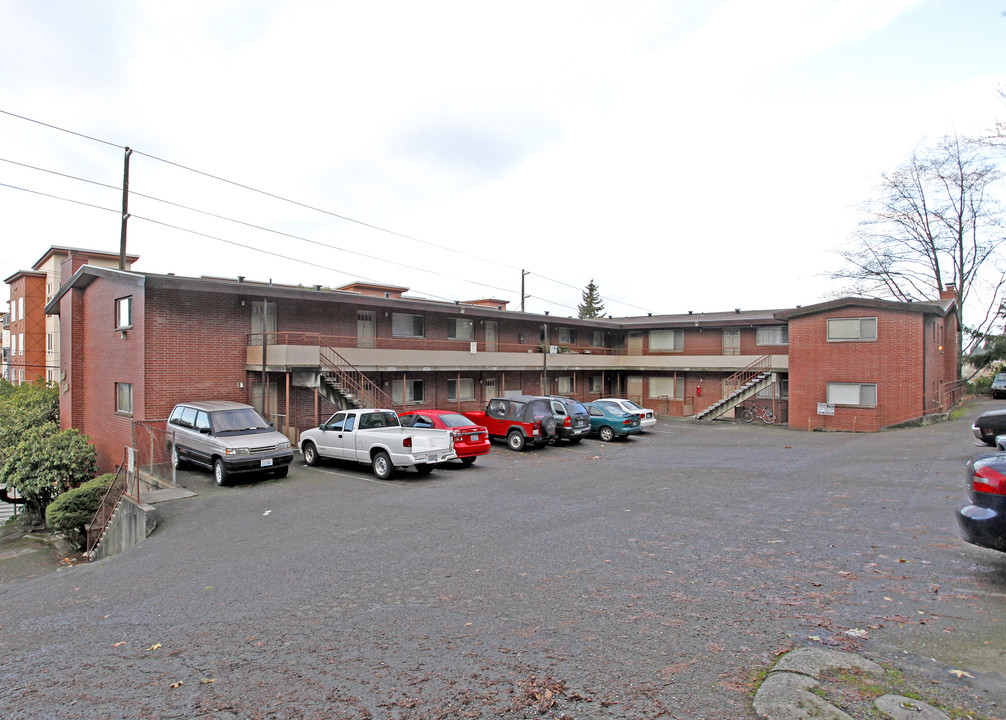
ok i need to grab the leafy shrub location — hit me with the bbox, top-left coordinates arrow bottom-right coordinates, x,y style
0,425 -> 98,523
969,375 -> 993,395
0,381 -> 59,458
45,473 -> 116,547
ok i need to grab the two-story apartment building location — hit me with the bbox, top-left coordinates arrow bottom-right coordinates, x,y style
4,246 -> 138,385
41,264 -> 959,473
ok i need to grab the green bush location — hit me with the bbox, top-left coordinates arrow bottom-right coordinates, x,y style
970,375 -> 993,395
45,473 -> 116,547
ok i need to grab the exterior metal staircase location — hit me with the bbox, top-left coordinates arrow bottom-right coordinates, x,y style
695,355 -> 776,421
318,344 -> 400,411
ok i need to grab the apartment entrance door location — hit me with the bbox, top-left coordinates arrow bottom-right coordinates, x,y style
485,321 -> 498,352
627,331 -> 643,356
484,377 -> 498,403
627,375 -> 644,405
250,301 -> 277,345
722,329 -> 740,355
357,311 -> 376,349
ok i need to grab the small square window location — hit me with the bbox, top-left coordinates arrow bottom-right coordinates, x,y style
448,318 -> 474,341
447,377 -> 475,402
116,382 -> 133,414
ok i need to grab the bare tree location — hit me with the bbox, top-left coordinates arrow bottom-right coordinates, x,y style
833,133 -> 1005,369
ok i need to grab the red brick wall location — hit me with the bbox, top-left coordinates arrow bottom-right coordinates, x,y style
788,306 -> 927,432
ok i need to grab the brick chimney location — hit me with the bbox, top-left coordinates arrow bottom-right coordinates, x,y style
939,283 -> 956,301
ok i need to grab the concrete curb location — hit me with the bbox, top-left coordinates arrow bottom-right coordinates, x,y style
753,648 -> 950,720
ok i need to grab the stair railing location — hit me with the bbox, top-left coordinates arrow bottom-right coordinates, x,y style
319,343 -> 400,411
86,454 -> 128,559
719,354 -> 774,403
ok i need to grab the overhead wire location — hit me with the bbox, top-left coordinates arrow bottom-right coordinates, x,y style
1,108 -> 652,315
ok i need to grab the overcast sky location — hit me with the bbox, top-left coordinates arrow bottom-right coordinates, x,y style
1,0 -> 1004,320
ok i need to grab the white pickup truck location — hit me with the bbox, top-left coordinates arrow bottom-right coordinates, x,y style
299,409 -> 456,479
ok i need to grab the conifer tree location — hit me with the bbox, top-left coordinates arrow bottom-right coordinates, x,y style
578,279 -> 605,318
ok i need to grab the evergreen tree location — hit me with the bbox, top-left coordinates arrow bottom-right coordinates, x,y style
578,279 -> 605,318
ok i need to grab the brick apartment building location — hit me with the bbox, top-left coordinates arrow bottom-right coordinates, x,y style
28,262 -> 959,473
4,247 -> 137,385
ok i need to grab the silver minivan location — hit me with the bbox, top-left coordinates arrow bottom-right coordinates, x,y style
167,401 -> 293,486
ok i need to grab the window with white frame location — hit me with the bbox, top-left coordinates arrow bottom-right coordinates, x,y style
590,330 -> 604,347
46,333 -> 53,355
391,378 -> 424,404
589,375 -> 603,393
649,329 -> 683,352
757,378 -> 789,398
557,376 -> 574,394
18,333 -> 23,355
649,376 -> 684,400
115,296 -> 132,329
826,382 -> 877,406
827,317 -> 877,342
115,382 -> 133,414
10,297 -> 16,322
18,296 -> 23,321
11,334 -> 17,357
447,377 -> 475,402
756,326 -> 789,345
447,317 -> 474,341
557,328 -> 576,345
392,313 -> 425,338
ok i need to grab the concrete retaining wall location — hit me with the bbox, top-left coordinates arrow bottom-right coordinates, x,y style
91,496 -> 158,562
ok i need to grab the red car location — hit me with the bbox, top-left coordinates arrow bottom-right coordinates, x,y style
398,410 -> 491,465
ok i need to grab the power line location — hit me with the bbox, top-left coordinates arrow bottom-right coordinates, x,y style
1,108 -> 653,315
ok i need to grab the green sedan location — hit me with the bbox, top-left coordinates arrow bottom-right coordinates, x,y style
585,401 -> 643,441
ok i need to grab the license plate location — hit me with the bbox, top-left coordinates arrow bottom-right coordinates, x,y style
470,434 -> 479,442
261,458 -> 273,467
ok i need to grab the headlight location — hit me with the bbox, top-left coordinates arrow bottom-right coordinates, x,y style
277,441 -> 291,450
224,447 -> 251,456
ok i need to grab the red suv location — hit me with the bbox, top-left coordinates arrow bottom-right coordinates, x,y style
464,396 -> 557,451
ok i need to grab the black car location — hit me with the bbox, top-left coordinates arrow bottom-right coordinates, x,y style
547,396 -> 591,443
971,408 -> 1006,447
956,452 -> 1006,553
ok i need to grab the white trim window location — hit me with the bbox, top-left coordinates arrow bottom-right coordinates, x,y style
756,326 -> 789,346
116,382 -> 134,414
827,317 -> 876,342
649,329 -> 683,352
391,379 -> 424,404
589,375 -> 603,393
447,377 -> 475,402
115,296 -> 132,330
826,382 -> 877,406
447,318 -> 474,341
649,376 -> 684,400
557,376 -> 574,395
392,313 -> 425,338
46,333 -> 53,355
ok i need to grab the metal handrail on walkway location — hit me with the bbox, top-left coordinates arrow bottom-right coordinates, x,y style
319,343 -> 400,410
85,455 -> 128,559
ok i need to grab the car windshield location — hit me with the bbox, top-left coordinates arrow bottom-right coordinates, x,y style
439,413 -> 473,428
565,400 -> 588,415
622,400 -> 643,411
996,374 -> 1006,383
211,408 -> 270,433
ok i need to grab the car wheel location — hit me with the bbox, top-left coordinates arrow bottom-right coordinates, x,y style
170,444 -> 186,470
273,466 -> 288,479
415,464 -> 434,476
461,456 -> 476,466
213,459 -> 229,487
303,441 -> 319,466
372,451 -> 395,480
599,426 -> 615,442
507,431 -> 526,451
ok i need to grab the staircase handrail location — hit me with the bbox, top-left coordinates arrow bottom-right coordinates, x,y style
319,343 -> 401,411
719,354 -> 774,402
86,456 -> 127,559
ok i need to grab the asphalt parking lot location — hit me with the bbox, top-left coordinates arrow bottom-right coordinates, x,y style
1,404 -> 1005,719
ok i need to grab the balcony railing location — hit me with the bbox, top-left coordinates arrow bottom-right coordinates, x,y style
249,331 -> 623,355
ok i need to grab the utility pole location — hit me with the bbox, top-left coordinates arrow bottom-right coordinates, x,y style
541,322 -> 549,394
521,269 -> 530,312
118,147 -> 132,270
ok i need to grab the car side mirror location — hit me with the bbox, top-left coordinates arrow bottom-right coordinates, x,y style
199,427 -> 210,434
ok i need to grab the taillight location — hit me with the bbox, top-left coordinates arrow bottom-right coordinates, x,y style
622,418 -> 632,426
973,464 -> 1006,495
563,416 -> 571,428
453,430 -> 462,441
403,436 -> 413,448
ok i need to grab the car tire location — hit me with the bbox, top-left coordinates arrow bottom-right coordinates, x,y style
273,466 -> 288,479
507,431 -> 527,451
541,416 -> 557,438
599,426 -> 615,442
170,444 -> 186,470
213,458 -> 229,487
372,451 -> 395,480
303,441 -> 319,466
461,456 -> 476,466
415,464 -> 434,476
